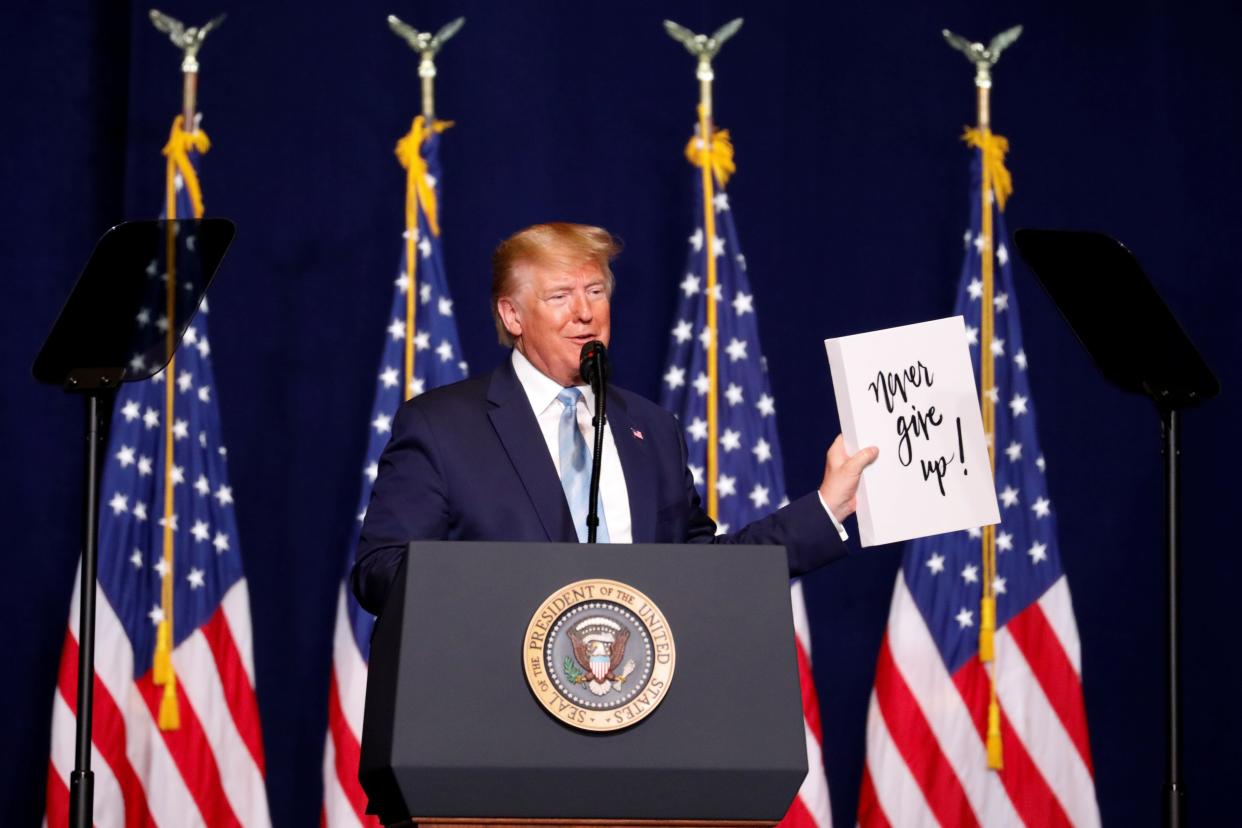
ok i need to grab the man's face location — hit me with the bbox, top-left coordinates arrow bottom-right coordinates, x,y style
499,259 -> 611,387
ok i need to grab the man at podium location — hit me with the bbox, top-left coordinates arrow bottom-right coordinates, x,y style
353,222 -> 877,614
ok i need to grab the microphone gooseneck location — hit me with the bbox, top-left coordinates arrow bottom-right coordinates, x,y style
579,341 -> 608,544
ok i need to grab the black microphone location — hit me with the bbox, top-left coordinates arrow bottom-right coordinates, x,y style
579,340 -> 609,388
578,341 -> 608,543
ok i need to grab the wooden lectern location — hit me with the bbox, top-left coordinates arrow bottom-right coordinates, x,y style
359,541 -> 810,827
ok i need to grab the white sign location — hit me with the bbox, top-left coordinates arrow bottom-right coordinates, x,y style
824,316 -> 1000,547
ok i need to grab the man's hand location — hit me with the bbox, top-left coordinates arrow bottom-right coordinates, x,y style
819,435 -> 879,521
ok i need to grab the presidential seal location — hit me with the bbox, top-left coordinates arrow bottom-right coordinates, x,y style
523,579 -> 675,732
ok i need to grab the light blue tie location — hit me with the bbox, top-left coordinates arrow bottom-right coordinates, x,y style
557,387 -> 609,543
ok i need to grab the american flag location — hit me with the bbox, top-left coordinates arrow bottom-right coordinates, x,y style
659,123 -> 832,828
857,142 -> 1101,826
46,116 -> 271,826
322,116 -> 466,827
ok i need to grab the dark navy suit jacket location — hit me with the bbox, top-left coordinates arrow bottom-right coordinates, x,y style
352,358 -> 847,614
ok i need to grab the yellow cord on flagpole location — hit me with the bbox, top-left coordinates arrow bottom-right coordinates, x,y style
685,113 -> 736,522
156,180 -> 179,728
153,116 -> 195,730
695,103 -> 720,522
966,84 -> 1015,770
402,137 -> 418,404
395,116 -> 453,401
977,133 -> 998,673
153,114 -> 210,730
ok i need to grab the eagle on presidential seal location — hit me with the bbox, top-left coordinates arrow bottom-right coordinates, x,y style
567,616 -> 637,696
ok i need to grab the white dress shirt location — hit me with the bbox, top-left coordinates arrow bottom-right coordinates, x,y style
510,348 -> 848,543
511,348 -> 633,543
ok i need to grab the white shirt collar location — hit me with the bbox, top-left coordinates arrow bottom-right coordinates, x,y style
510,347 -> 595,416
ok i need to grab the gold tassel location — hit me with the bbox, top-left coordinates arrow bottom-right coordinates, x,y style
979,596 -> 996,662
961,127 -> 1013,212
684,112 -> 737,188
395,116 -> 453,237
162,115 -> 212,219
986,698 -> 1004,769
158,674 -> 181,731
153,619 -> 173,684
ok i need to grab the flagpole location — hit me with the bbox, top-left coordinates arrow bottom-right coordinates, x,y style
148,8 -> 225,731
943,23 -> 1022,772
664,18 -> 742,522
698,59 -> 720,522
419,41 -> 436,122
181,51 -> 198,128
975,74 -> 1005,777
388,16 -> 464,401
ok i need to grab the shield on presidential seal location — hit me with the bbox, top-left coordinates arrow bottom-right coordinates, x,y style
568,618 -> 630,687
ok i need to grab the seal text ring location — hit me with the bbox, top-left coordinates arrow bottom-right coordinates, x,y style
522,579 -> 676,732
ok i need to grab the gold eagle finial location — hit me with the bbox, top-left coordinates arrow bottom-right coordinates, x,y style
149,10 -> 226,73
942,25 -> 1022,88
663,18 -> 743,82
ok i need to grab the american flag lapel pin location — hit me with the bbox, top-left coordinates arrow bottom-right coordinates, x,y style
631,427 -> 644,441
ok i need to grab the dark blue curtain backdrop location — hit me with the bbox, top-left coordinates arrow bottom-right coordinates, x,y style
3,0 -> 1240,825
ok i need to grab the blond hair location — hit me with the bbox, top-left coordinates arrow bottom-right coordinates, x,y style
490,222 -> 622,345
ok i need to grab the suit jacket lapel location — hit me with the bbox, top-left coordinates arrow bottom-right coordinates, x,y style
607,392 -> 657,543
486,359 -> 577,542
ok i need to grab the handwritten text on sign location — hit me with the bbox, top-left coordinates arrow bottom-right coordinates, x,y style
867,360 -> 971,496
826,316 -> 1000,547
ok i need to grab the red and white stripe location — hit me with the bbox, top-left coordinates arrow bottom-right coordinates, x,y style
47,571 -> 270,827
860,575 -> 1099,827
778,580 -> 833,828
322,585 -> 379,827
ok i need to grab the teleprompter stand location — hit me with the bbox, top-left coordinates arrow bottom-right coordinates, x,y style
33,218 -> 235,828
359,541 -> 810,828
1015,229 -> 1219,828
